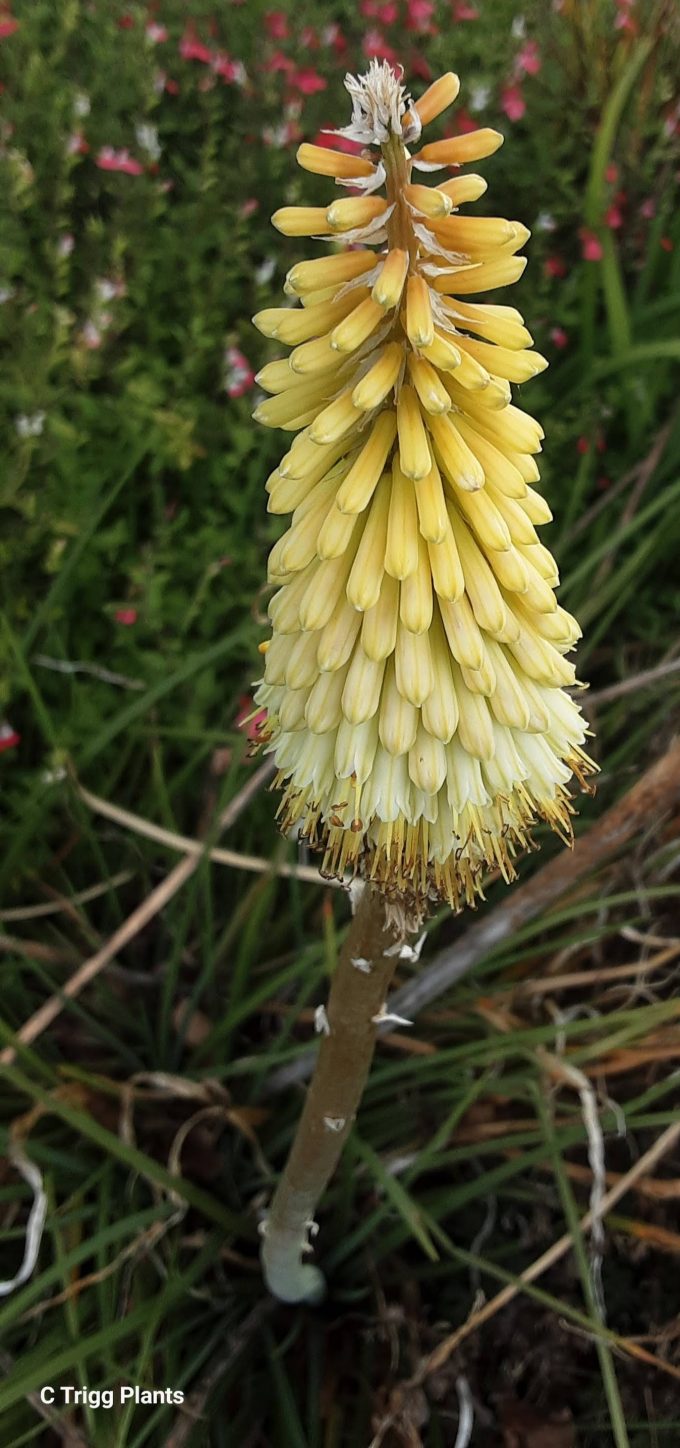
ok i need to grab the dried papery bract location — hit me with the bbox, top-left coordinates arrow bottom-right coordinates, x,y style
253,61 -> 596,1303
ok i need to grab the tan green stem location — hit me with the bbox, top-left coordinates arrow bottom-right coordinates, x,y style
382,132 -> 414,259
261,884 -> 403,1304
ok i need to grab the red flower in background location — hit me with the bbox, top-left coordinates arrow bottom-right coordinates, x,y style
0,16 -> 19,38
68,132 -> 90,155
605,201 -> 623,229
265,50 -> 296,74
115,608 -> 138,626
452,2 -> 479,17
362,30 -> 398,63
96,147 -> 144,175
179,26 -> 213,64
236,696 -> 268,743
448,107 -> 477,134
580,228 -> 604,261
374,2 -> 399,21
224,346 -> 255,398
406,0 -> 437,33
289,68 -> 327,96
322,22 -> 347,55
409,51 -> 433,82
213,52 -> 245,83
312,129 -> 364,155
545,254 -> 567,279
550,326 -> 569,349
265,10 -> 289,39
516,39 -> 541,75
501,84 -> 525,121
0,722 -> 20,753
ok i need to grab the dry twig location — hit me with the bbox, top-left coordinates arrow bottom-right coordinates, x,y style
0,761 -> 276,1068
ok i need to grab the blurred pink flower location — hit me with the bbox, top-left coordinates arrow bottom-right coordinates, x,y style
516,39 -> 541,75
300,25 -> 320,47
265,10 -> 289,38
614,11 -> 638,34
605,201 -> 623,229
0,722 -> 20,752
224,346 -> 255,397
0,16 -> 19,38
580,228 -> 603,262
640,196 -> 655,219
663,101 -> 680,138
660,236 -> 674,252
544,254 -> 567,279
321,22 -> 346,53
363,29 -> 398,63
375,2 -> 399,21
452,1 -> 479,16
410,51 -> 433,82
406,0 -> 437,33
550,326 -> 569,349
213,52 -> 246,84
236,696 -> 268,743
264,50 -> 296,74
312,128 -> 363,155
577,436 -> 590,455
289,67 -> 327,95
67,132 -> 89,155
501,84 -> 525,121
179,27 -> 213,64
146,21 -> 168,43
115,608 -> 138,625
605,162 -> 619,184
239,197 -> 259,218
96,147 -> 144,175
451,107 -> 477,134
81,320 -> 103,349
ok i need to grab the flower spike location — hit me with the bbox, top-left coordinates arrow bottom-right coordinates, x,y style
253,61 -> 596,915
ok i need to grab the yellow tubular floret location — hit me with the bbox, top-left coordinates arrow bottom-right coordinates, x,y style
413,72 -> 460,126
253,58 -> 595,912
372,249 -> 409,308
286,250 -> 376,294
296,143 -> 375,179
272,207 -> 333,237
406,274 -> 435,348
326,196 -> 388,231
413,128 -> 504,167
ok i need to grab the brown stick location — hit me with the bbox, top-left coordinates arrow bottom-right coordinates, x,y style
411,1114 -> 680,1385
261,884 -> 403,1303
0,761 -> 274,1068
390,736 -> 680,1022
266,737 -> 680,1096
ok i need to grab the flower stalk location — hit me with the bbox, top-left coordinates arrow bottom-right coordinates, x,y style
261,884 -> 407,1303
253,60 -> 597,1303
